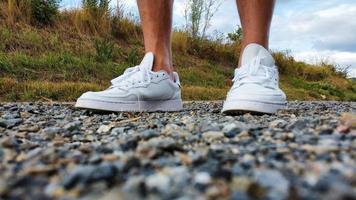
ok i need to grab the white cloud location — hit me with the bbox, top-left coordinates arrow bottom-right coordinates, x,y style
269,1 -> 356,77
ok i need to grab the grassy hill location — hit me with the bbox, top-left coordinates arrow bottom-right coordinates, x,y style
0,2 -> 355,102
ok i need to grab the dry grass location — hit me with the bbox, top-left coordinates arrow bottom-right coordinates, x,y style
0,0 -> 31,25
172,31 -> 189,54
0,78 -> 104,101
0,78 -> 229,102
182,86 -> 228,100
72,9 -> 111,36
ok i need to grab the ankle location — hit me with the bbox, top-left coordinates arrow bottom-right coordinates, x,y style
241,40 -> 269,50
238,40 -> 269,67
154,65 -> 175,81
151,53 -> 173,72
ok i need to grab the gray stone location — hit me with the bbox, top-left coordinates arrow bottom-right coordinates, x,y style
202,131 -> 225,141
0,118 -> 22,128
42,127 -> 62,139
254,169 -> 290,200
222,122 -> 246,138
64,121 -> 81,131
269,119 -> 288,129
140,129 -> 160,140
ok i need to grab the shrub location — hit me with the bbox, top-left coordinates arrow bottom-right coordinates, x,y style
30,0 -> 60,26
227,26 -> 243,44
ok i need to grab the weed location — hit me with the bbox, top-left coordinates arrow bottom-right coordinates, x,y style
94,38 -> 114,62
127,47 -> 139,66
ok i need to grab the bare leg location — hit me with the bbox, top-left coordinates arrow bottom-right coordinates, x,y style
236,0 -> 275,65
137,0 -> 174,74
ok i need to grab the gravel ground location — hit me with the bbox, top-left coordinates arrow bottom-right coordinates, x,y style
0,101 -> 355,200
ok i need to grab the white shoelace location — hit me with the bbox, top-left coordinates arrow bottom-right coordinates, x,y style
232,56 -> 277,87
109,65 -> 151,89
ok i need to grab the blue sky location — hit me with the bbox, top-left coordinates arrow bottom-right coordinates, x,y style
62,0 -> 356,77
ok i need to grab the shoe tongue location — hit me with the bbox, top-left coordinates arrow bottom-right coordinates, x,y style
139,52 -> 154,71
241,43 -> 275,67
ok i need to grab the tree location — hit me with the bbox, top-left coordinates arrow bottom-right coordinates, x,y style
184,0 -> 223,39
82,0 -> 110,17
227,26 -> 243,44
114,0 -> 125,19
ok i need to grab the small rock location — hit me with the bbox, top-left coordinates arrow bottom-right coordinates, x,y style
122,176 -> 146,194
62,166 -> 96,189
144,137 -> 181,151
287,119 -> 309,132
194,172 -> 212,185
199,121 -> 220,132
254,169 -> 289,200
1,137 -> 19,148
222,122 -> 246,138
141,129 -> 160,140
340,113 -> 356,129
62,164 -> 118,189
145,173 -> 170,194
64,121 -> 81,131
97,125 -> 112,134
202,131 -> 225,141
0,118 -> 22,128
18,125 -> 40,132
338,113 -> 356,134
89,154 -> 102,164
231,191 -> 251,200
0,147 -> 4,161
269,119 -> 287,129
42,127 -> 62,139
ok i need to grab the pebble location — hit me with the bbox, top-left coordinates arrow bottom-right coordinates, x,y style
269,119 -> 287,129
0,118 -> 22,128
97,125 -> 112,134
63,121 -> 81,131
222,122 -> 245,138
0,101 -> 355,200
140,129 -> 160,140
202,131 -> 225,141
254,169 -> 290,200
194,172 -> 212,185
145,172 -> 170,194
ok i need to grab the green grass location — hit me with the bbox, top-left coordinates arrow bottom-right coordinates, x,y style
0,7 -> 355,102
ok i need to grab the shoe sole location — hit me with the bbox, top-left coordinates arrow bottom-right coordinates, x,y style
222,99 -> 286,114
75,98 -> 183,112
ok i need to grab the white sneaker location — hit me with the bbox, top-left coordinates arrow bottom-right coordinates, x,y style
75,53 -> 183,112
222,44 -> 287,114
